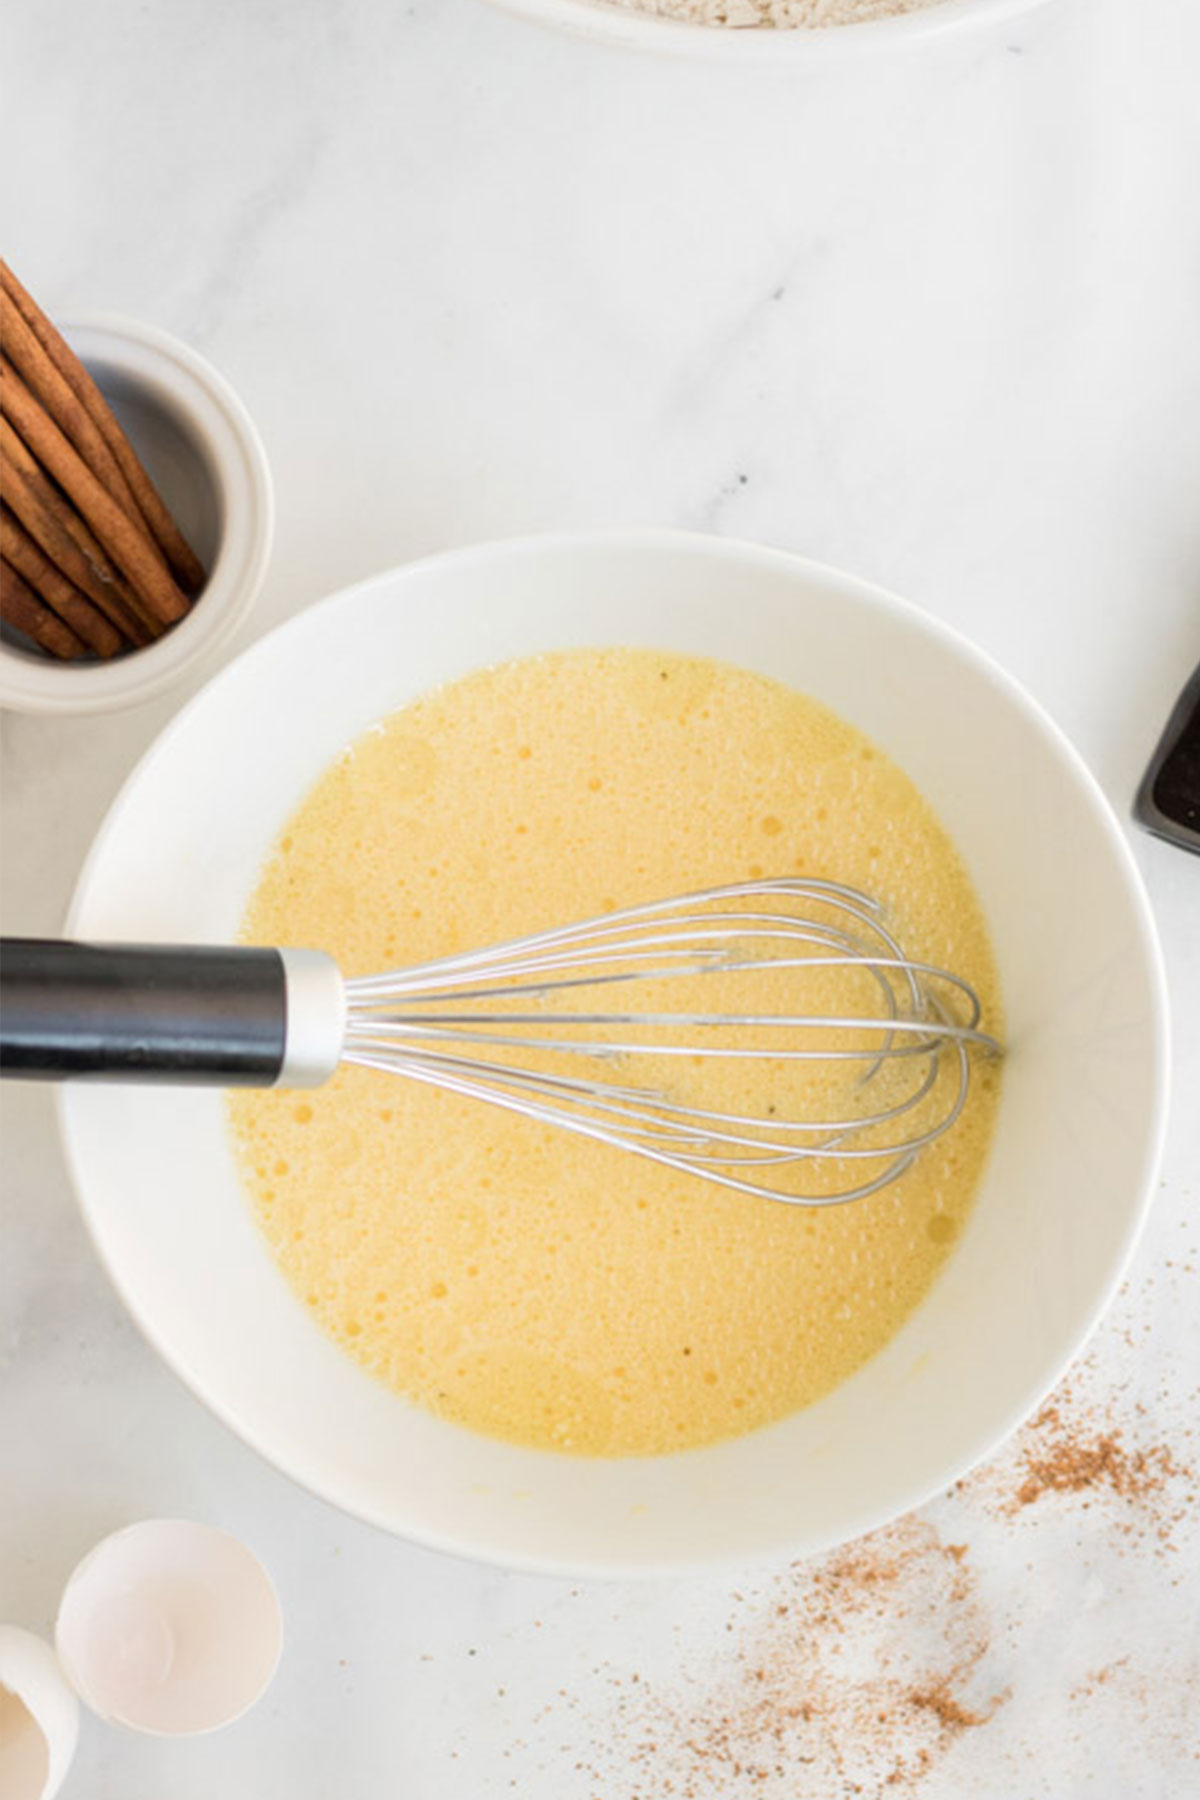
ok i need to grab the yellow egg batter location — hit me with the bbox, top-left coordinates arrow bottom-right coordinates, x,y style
229,649 -> 1001,1457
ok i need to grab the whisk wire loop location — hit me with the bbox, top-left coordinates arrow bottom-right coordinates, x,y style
340,880 -> 998,1207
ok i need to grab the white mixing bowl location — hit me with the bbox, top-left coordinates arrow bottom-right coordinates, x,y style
482,0 -> 1051,64
61,532 -> 1168,1576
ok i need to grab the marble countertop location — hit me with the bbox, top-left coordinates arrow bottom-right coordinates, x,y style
2,0 -> 1198,1793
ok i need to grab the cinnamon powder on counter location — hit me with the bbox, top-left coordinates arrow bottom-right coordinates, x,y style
567,1371 -> 1196,1794
1011,1404 -> 1187,1513
972,1385 -> 1196,1551
578,1518 -> 1008,1797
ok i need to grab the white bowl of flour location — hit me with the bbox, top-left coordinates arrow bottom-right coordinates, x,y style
482,0 -> 1050,59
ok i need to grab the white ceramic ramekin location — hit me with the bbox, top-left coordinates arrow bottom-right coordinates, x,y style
482,0 -> 1051,63
0,315 -> 272,716
60,531 -> 1168,1577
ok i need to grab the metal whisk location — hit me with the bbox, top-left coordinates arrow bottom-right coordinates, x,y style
0,879 -> 1000,1207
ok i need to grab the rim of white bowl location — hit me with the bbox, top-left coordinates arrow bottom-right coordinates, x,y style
0,314 -> 273,717
60,529 -> 1170,1578
482,0 -> 1053,63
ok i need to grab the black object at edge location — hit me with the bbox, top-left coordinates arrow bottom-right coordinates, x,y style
1134,659 -> 1200,857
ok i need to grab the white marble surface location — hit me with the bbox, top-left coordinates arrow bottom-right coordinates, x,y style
2,0 -> 1199,1793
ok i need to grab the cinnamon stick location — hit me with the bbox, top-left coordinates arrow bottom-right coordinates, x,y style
1,559 -> 88,659
0,290 -> 154,543
0,507 -> 125,657
0,260 -> 206,595
0,418 -> 155,645
0,357 -> 188,627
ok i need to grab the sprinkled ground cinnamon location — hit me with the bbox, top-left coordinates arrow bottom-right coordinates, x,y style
577,1518 -> 1008,1796
906,1680 -> 993,1731
1011,1405 -> 1187,1512
560,1368 -> 1196,1795
970,1388 -> 1196,1549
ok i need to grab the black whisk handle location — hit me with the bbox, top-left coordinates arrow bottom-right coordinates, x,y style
0,939 -> 318,1085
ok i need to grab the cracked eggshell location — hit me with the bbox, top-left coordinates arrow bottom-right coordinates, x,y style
54,1520 -> 282,1736
0,1625 -> 80,1800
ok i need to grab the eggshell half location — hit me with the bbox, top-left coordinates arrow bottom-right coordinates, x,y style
55,1521 -> 282,1735
0,1625 -> 80,1800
